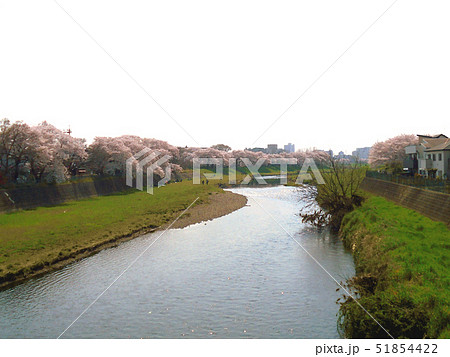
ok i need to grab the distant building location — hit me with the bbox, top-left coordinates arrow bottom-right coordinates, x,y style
326,149 -> 333,158
283,143 -> 295,153
267,144 -> 278,154
352,147 -> 371,161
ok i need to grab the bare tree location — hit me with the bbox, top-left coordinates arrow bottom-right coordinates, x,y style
299,157 -> 366,230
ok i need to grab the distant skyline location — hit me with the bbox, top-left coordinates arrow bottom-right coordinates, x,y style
1,0 -> 449,154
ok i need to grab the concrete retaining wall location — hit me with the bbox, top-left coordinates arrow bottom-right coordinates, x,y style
361,177 -> 450,227
0,177 -> 128,212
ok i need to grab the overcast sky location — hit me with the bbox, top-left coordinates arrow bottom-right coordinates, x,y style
1,0 -> 449,153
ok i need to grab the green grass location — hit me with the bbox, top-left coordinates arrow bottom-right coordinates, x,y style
0,180 -> 220,284
339,194 -> 450,338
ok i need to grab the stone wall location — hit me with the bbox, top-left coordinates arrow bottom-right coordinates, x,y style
0,177 -> 128,212
360,177 -> 450,227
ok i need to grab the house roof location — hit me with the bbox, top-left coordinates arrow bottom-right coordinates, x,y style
423,137 -> 450,151
418,134 -> 448,139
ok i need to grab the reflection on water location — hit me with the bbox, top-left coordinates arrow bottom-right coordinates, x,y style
0,186 -> 354,338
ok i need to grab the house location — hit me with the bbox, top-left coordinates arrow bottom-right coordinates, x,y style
404,134 -> 450,179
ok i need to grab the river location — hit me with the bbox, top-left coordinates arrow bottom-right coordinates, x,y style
0,186 -> 355,338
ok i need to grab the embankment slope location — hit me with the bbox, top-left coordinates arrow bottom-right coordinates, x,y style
338,195 -> 450,338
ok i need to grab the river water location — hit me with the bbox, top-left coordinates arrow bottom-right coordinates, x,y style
0,186 -> 354,338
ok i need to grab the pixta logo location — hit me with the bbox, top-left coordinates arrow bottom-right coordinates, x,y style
192,157 -> 325,185
126,148 -> 171,194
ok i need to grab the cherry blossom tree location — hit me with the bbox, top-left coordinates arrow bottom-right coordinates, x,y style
230,150 -> 269,167
87,135 -> 180,182
27,122 -> 87,183
211,144 -> 232,152
179,147 -> 230,168
369,134 -> 418,170
86,137 -> 130,176
0,118 -> 34,182
1,119 -> 88,183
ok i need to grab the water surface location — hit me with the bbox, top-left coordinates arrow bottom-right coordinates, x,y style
0,186 -> 354,338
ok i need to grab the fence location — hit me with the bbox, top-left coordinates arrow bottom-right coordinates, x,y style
360,177 -> 450,227
366,171 -> 450,194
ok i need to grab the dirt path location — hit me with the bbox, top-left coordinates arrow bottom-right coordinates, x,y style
169,190 -> 247,229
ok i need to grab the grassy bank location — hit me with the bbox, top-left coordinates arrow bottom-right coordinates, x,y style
338,195 -> 450,338
0,181 -> 226,287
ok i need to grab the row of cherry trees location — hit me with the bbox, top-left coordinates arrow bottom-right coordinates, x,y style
0,119 -> 333,185
1,118 -> 417,185
82,136 -> 332,178
0,119 -> 86,184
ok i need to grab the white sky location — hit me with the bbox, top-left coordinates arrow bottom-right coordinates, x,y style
1,0 -> 449,154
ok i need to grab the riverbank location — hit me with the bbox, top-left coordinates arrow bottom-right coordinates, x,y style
0,182 -> 247,290
338,194 -> 450,338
